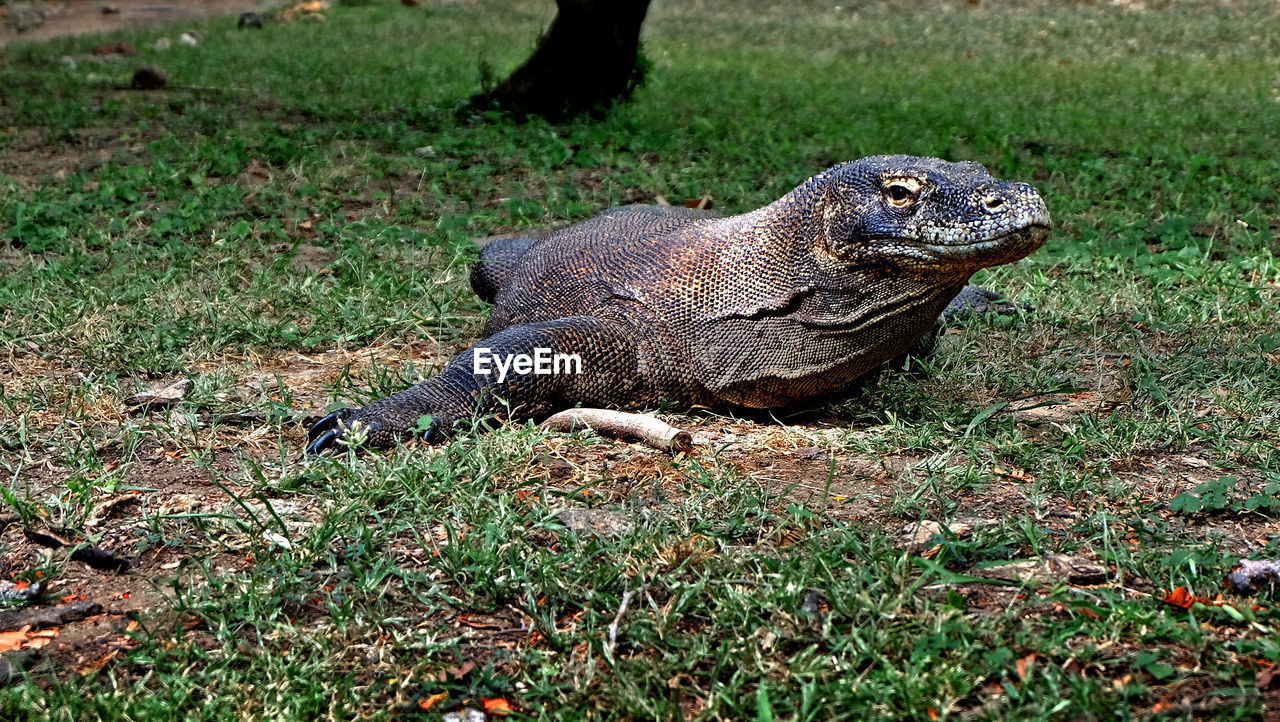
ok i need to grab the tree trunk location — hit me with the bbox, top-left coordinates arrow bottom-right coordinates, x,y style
474,0 -> 652,119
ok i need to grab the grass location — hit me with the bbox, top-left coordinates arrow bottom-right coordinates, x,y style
1,0 -> 1279,719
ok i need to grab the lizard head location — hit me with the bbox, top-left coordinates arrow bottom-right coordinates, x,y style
817,155 -> 1050,277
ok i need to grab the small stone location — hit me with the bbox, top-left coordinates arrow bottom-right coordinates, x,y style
558,508 -> 635,538
153,37 -> 171,51
124,377 -> 188,409
7,6 -> 49,32
178,32 -> 199,47
0,580 -> 42,604
1228,559 -> 1280,592
413,145 -> 436,158
901,518 -> 983,553
59,55 -> 77,69
238,11 -> 264,28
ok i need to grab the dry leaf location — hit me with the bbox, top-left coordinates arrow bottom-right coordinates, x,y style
1016,653 -> 1036,680
85,492 -> 139,527
436,660 -> 476,681
77,649 -> 119,675
418,692 -> 448,710
0,626 -> 59,653
0,630 -> 30,653
1162,586 -> 1223,609
483,698 -> 512,716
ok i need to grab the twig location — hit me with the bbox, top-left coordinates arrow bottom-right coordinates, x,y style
604,583 -> 647,661
23,529 -> 131,573
542,408 -> 693,454
197,411 -> 325,427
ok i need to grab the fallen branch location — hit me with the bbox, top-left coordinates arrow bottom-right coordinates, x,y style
542,408 -> 693,454
0,600 -> 103,633
23,529 -> 131,573
199,411 -> 325,427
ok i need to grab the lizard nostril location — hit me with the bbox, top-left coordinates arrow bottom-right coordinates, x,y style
983,195 -> 1005,211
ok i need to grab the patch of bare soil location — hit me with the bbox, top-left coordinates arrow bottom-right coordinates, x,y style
0,125 -> 165,190
190,338 -> 463,414
0,0 -> 272,48
0,444 -> 265,683
2,343 -> 1271,690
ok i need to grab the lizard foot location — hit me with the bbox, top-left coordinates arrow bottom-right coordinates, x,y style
306,408 -> 370,454
942,285 -> 1032,323
305,408 -> 444,454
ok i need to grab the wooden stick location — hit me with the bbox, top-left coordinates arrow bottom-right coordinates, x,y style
542,408 -> 693,454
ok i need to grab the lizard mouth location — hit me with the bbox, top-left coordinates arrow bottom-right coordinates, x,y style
913,223 -> 1050,266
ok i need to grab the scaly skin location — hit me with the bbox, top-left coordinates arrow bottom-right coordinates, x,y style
307,156 -> 1050,453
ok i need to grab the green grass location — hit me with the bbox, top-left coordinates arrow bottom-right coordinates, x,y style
2,0 -> 1279,719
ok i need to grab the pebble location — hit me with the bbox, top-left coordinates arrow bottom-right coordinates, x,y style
558,508 -> 635,538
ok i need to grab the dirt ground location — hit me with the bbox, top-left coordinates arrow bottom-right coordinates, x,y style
0,0 -> 272,47
2,336 -> 1270,686
0,0 -> 276,688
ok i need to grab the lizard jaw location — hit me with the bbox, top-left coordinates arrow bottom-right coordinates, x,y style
924,223 -> 1049,261
876,223 -> 1050,272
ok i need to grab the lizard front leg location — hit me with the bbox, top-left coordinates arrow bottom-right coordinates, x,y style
305,316 -> 651,453
898,284 -> 1034,362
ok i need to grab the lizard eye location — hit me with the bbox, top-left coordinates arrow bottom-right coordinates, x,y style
884,181 -> 919,208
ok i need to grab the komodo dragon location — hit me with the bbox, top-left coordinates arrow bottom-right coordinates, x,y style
306,155 -> 1050,453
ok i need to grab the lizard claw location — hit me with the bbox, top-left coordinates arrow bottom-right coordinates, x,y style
419,416 -> 444,445
305,428 -> 342,455
305,408 -> 449,454
305,409 -> 354,455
